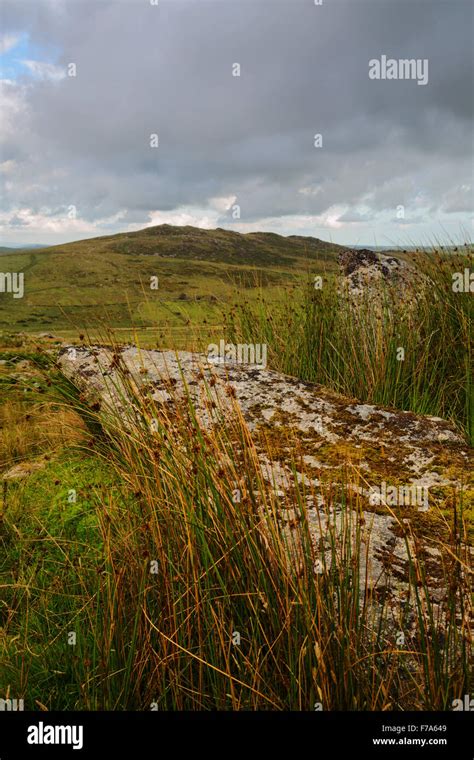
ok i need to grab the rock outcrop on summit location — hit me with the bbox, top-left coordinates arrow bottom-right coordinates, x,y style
337,248 -> 428,298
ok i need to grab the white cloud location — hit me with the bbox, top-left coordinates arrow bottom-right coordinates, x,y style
0,207 -> 126,236
0,34 -> 20,55
209,195 -> 237,213
132,198 -> 238,231
0,79 -> 27,140
229,206 -> 348,234
21,60 -> 66,81
143,208 -> 218,230
0,159 -> 17,174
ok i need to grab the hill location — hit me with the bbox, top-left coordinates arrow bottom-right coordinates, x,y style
0,224 -> 344,338
17,224 -> 341,265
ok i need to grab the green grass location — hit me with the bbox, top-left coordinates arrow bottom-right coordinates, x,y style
0,224 -> 341,332
0,236 -> 471,711
225,249 -> 473,444
0,452 -> 132,710
0,348 -> 471,710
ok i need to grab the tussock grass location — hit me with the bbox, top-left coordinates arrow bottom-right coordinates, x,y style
0,247 -> 472,711
0,349 -> 86,469
1,352 -> 471,710
0,400 -> 85,469
224,248 -> 473,443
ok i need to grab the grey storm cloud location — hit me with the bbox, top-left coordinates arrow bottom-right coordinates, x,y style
0,0 -> 472,241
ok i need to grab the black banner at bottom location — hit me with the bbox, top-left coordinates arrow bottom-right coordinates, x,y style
0,710 -> 472,758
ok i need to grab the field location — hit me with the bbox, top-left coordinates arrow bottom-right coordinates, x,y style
0,225 -> 341,337
0,226 -> 472,711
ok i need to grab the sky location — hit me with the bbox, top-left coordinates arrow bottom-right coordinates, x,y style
0,0 -> 472,247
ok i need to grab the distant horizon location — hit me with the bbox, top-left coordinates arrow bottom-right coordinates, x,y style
0,220 -> 470,252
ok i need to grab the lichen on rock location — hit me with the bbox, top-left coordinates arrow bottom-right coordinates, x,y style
57,344 -> 473,620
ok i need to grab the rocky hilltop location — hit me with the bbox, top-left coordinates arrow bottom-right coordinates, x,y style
337,247 -> 428,299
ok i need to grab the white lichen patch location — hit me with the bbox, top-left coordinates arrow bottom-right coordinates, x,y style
347,403 -> 394,421
404,449 -> 435,473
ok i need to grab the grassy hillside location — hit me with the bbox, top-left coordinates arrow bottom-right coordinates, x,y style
0,225 -> 343,336
0,239 -> 471,711
0,331 -> 471,710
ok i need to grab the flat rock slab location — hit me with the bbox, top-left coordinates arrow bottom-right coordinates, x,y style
57,345 -> 473,607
